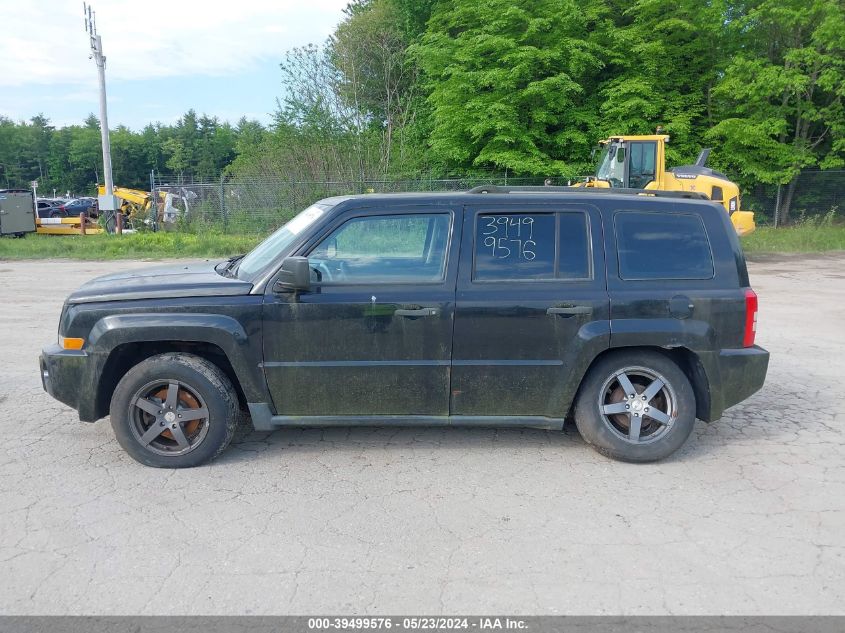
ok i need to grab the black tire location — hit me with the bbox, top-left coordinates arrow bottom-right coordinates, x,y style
49,210 -> 63,218
574,350 -> 696,462
110,353 -> 239,468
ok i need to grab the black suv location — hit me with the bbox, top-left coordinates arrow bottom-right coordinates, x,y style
40,187 -> 769,467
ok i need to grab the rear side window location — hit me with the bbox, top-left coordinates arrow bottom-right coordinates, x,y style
473,212 -> 591,281
558,213 -> 591,279
615,212 -> 714,280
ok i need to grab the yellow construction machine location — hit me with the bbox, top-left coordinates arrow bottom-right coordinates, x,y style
98,186 -> 157,225
97,185 -> 195,228
576,134 -> 755,235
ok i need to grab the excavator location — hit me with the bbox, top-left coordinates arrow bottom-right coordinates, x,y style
575,133 -> 756,235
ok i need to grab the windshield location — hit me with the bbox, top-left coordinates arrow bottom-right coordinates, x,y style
596,142 -> 626,187
235,203 -> 330,281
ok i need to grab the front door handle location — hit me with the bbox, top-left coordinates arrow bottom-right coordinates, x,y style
547,306 -> 593,317
394,307 -> 438,317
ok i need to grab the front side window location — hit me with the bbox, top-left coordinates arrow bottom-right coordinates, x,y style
616,212 -> 714,280
309,213 -> 450,284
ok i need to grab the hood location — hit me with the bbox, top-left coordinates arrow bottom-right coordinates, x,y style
67,260 -> 253,304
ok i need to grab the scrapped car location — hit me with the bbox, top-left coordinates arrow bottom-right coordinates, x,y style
40,186 -> 769,467
58,197 -> 98,218
36,199 -> 66,218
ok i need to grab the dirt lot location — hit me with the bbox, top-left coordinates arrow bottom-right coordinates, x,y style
1,254 -> 844,615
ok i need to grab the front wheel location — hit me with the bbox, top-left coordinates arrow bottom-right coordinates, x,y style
110,353 -> 239,467
574,350 -> 696,462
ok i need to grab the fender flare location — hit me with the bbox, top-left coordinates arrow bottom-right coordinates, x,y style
87,313 -> 266,402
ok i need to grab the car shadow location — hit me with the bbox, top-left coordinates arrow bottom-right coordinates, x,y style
213,389 -> 804,467
215,420 -> 590,465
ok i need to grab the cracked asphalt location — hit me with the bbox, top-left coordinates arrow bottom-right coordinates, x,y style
1,254 -> 844,615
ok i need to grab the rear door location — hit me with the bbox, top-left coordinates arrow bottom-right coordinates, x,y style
450,204 -> 610,419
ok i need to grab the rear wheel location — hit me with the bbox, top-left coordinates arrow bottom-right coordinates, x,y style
574,350 -> 696,462
110,353 -> 238,467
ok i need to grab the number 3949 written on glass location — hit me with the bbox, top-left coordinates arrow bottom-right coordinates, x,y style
482,216 -> 537,260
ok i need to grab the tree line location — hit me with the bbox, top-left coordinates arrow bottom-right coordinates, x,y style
2,0 -> 843,222
0,111 -> 264,195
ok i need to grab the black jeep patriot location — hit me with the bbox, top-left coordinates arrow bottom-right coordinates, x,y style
40,187 -> 769,467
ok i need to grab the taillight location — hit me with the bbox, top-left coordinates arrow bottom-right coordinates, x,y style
744,288 -> 758,347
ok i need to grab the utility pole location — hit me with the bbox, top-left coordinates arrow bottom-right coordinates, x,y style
84,3 -> 120,230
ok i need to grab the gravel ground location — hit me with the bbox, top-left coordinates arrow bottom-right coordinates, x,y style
0,254 -> 843,615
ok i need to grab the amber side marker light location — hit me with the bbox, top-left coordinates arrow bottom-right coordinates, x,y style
60,337 -> 85,350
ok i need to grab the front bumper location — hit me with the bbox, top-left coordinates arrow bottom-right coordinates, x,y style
40,344 -> 98,421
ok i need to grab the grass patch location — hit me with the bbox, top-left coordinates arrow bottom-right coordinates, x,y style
0,232 -> 263,260
741,225 -> 845,253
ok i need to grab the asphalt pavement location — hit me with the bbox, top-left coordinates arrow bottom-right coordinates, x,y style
1,254 -> 843,614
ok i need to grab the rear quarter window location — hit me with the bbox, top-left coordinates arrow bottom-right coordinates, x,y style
615,211 -> 714,280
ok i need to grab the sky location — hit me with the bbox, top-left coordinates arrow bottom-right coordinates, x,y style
0,0 -> 349,129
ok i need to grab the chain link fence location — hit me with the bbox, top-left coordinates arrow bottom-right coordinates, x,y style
742,170 -> 843,225
149,173 -> 548,234
145,169 -> 844,234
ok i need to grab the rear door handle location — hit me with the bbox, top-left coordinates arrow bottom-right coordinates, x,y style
547,306 -> 593,317
394,307 -> 438,317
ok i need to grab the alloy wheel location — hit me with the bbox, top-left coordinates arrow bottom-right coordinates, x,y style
597,366 -> 677,444
128,379 -> 210,456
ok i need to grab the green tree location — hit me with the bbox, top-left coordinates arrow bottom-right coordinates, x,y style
161,138 -> 189,181
706,0 -> 845,222
332,0 -> 418,172
412,0 -> 603,176
596,0 -> 735,164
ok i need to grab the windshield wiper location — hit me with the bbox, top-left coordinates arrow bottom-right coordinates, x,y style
219,253 -> 245,277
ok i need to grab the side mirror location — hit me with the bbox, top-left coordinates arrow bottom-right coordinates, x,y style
274,256 -> 311,292
616,147 -> 626,163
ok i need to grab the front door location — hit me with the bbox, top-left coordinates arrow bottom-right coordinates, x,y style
450,204 -> 610,420
262,207 -> 460,418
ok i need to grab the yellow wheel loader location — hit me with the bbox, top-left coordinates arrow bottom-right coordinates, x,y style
576,134 -> 755,235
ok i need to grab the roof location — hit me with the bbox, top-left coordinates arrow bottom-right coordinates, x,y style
318,185 -> 711,207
